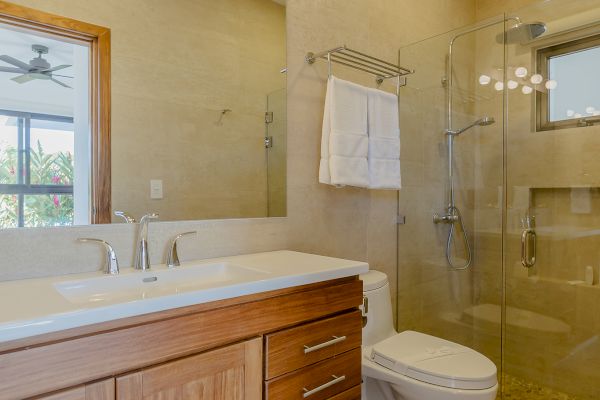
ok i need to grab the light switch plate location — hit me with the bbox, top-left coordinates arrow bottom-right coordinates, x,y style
150,179 -> 163,199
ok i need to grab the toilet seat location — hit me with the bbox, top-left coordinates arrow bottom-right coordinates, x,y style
369,331 -> 497,390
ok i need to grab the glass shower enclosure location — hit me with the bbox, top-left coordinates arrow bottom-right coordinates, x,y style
398,1 -> 600,398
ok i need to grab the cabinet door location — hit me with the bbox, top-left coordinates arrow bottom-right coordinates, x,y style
116,338 -> 262,400
36,379 -> 114,400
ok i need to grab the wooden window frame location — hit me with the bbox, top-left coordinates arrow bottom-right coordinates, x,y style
536,33 -> 600,131
0,0 -> 111,223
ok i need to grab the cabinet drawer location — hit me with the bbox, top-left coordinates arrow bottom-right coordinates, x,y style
328,385 -> 361,400
265,348 -> 361,400
265,310 -> 362,379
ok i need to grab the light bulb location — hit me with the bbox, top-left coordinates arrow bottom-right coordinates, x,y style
515,67 -> 528,78
586,106 -> 596,114
479,74 -> 491,85
530,74 -> 543,84
521,85 -> 533,94
566,110 -> 575,117
494,81 -> 504,91
507,80 -> 519,90
545,80 -> 558,90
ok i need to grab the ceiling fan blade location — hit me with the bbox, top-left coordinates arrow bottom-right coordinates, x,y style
44,64 -> 72,72
0,55 -> 31,71
0,66 -> 26,74
11,74 -> 36,84
51,77 -> 72,88
49,73 -> 74,79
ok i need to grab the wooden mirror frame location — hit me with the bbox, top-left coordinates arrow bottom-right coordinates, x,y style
0,1 -> 111,223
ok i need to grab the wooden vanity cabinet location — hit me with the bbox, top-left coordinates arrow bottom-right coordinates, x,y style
34,380 -> 114,400
116,338 -> 262,400
0,277 -> 362,400
264,311 -> 363,400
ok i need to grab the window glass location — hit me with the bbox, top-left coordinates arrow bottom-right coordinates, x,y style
0,115 -> 19,185
24,194 -> 73,227
0,194 -> 18,228
29,119 -> 74,185
548,45 -> 600,121
0,111 -> 74,228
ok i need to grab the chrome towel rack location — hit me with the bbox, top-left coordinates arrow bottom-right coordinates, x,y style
305,45 -> 414,95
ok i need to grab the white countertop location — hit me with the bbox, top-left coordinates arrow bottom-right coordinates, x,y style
0,250 -> 368,343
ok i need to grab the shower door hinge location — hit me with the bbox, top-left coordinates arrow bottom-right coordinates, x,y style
265,111 -> 273,124
264,136 -> 273,148
396,215 -> 406,224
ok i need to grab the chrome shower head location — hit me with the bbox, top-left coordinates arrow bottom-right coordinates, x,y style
497,21 -> 547,44
477,116 -> 495,126
446,116 -> 495,136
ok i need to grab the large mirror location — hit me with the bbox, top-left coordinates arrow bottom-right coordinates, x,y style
0,0 -> 287,228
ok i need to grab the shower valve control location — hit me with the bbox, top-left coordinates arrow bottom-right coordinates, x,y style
433,212 -> 459,224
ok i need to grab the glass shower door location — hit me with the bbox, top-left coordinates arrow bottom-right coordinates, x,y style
397,18 -> 505,382
504,1 -> 600,398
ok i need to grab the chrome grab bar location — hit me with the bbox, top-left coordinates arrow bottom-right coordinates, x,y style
521,215 -> 536,268
303,336 -> 346,354
302,375 -> 346,398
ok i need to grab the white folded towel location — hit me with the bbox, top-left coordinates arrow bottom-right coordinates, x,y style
319,76 -> 369,188
367,87 -> 401,190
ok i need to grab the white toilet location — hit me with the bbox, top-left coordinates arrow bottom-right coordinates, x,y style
360,270 -> 498,400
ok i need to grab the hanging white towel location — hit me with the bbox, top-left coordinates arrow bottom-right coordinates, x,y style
319,76 -> 369,188
367,87 -> 401,190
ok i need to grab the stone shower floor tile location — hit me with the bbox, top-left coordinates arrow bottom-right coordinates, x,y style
498,374 -> 580,400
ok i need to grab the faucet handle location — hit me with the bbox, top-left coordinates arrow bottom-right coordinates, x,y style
140,213 -> 159,224
78,238 -> 119,275
114,210 -> 136,223
166,231 -> 197,268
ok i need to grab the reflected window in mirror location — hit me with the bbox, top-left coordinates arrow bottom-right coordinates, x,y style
537,33 -> 600,131
0,6 -> 111,228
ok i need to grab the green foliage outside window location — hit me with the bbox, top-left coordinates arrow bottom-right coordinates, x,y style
0,140 -> 74,228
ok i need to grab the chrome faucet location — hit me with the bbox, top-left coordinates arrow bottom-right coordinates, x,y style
78,238 -> 119,275
114,210 -> 136,223
166,231 -> 197,268
134,213 -> 159,270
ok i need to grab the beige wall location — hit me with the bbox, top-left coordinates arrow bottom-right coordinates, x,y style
0,0 -> 476,324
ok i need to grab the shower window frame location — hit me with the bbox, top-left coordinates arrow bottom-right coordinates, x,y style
536,33 -> 600,131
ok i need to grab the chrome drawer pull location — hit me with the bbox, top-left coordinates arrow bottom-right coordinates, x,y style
303,335 -> 347,354
302,375 -> 346,398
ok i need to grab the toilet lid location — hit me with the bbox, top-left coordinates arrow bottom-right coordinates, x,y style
370,331 -> 497,390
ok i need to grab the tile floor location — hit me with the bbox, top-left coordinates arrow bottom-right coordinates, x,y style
498,374 -> 579,400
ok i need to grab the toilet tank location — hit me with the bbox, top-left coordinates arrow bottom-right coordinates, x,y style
360,270 -> 397,347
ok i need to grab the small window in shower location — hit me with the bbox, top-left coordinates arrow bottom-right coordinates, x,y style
536,34 -> 600,131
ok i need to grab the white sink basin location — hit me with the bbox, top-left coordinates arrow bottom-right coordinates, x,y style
54,262 -> 269,305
